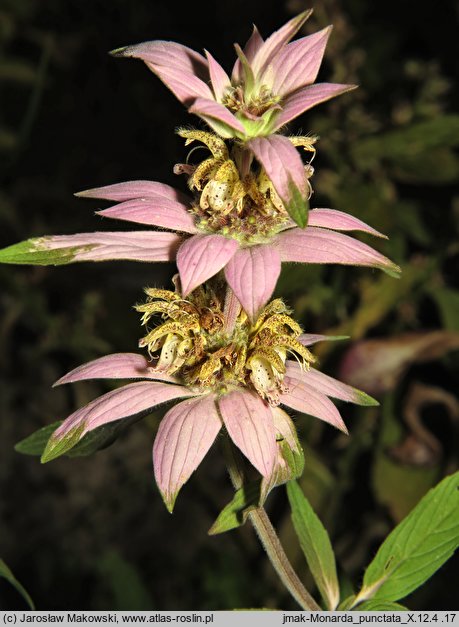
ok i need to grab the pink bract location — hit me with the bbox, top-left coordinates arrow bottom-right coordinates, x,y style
0,178 -> 399,319
44,342 -> 377,512
112,12 -> 356,217
113,11 -> 355,141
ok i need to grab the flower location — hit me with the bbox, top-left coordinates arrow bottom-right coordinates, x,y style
0,168 -> 400,321
111,11 -> 356,223
112,11 -> 354,142
42,287 -> 377,511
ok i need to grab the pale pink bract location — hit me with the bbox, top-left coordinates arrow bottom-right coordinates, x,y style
46,335 -> 376,512
112,12 -> 356,217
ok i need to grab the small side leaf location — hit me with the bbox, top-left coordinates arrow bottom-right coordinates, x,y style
287,480 -> 339,610
208,482 -> 260,535
355,471 -> 459,604
17,414 -> 146,462
0,559 -> 35,609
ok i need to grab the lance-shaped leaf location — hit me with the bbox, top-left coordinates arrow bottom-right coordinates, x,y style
354,471 -> 459,604
248,135 -> 309,227
0,231 -> 182,265
0,559 -> 35,610
224,244 -> 281,319
287,480 -> 339,610
208,481 -> 261,535
15,421 -> 62,456
276,226 -> 401,277
153,395 -> 222,512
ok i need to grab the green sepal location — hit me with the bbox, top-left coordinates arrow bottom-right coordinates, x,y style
208,481 -> 261,535
0,559 -> 35,609
0,237 -> 93,265
285,179 -> 309,228
287,480 -> 340,611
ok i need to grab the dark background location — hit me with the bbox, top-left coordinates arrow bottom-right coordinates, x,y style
1,0 -> 458,610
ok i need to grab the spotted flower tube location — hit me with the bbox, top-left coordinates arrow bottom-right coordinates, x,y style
42,281 -> 377,512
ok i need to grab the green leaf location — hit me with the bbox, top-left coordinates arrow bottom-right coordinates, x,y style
208,482 -> 260,535
15,421 -> 62,456
0,559 -> 35,609
356,471 -> 459,603
17,413 -> 150,463
287,480 -> 339,610
356,600 -> 408,611
0,237 -> 94,265
338,595 -> 356,610
285,179 -> 309,228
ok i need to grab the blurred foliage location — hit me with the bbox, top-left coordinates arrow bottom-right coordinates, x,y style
1,0 -> 458,612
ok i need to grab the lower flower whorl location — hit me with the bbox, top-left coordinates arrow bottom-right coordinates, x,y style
136,283 -> 314,405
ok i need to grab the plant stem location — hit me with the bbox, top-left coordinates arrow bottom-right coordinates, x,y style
223,438 -> 321,611
223,285 -> 241,335
249,508 -> 321,611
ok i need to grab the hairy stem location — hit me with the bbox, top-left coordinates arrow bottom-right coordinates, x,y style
249,508 -> 321,611
222,438 -> 320,611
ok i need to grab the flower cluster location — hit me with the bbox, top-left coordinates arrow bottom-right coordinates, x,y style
43,279 -> 376,511
1,12 -> 398,512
